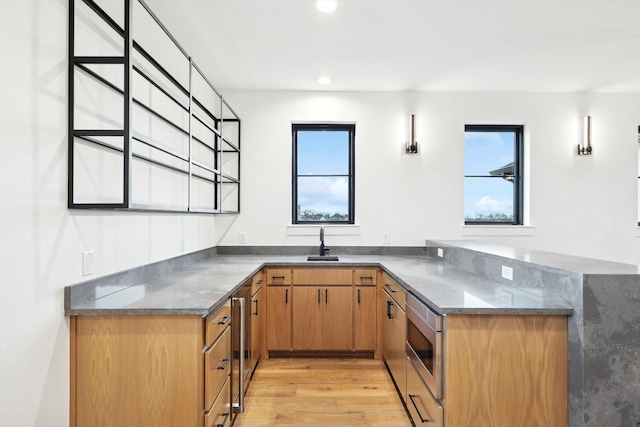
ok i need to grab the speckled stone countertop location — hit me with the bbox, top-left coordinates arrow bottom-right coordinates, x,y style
430,240 -> 640,274
65,254 -> 572,317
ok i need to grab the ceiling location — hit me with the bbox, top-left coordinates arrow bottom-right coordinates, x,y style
143,0 -> 640,93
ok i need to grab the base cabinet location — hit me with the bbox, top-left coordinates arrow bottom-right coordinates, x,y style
354,286 -> 376,350
292,286 -> 353,350
380,276 -> 407,399
266,267 -> 379,354
443,314 -> 568,427
249,271 -> 264,375
265,269 -> 292,351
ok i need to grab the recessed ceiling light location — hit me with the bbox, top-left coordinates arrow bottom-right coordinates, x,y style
316,0 -> 337,13
317,76 -> 332,85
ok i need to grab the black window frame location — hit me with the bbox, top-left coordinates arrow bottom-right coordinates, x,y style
292,123 -> 355,224
464,124 -> 524,225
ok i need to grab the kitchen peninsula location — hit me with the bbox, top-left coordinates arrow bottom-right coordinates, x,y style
65,241 -> 640,427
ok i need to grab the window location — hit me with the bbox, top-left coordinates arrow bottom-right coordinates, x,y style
464,125 -> 524,224
292,123 -> 355,224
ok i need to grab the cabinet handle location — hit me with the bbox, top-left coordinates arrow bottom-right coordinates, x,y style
272,275 -> 285,279
217,357 -> 230,370
256,279 -> 263,284
253,299 -> 259,316
325,289 -> 328,304
408,394 -> 431,423
360,276 -> 373,280
285,289 -> 288,304
384,283 -> 397,293
387,300 -> 394,319
218,315 -> 231,325
357,289 -> 361,304
217,411 -> 230,427
318,289 -> 321,304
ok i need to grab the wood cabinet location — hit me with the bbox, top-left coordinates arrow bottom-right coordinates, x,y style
443,314 -> 568,427
70,300 -> 233,427
354,285 -> 377,351
249,271 -> 264,375
380,273 -> 407,399
292,286 -> 353,350
266,268 -> 292,351
266,267 -> 378,355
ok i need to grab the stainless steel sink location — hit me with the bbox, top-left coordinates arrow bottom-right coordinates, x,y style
307,256 -> 339,262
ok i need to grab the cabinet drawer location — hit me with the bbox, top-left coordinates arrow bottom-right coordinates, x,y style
251,270 -> 264,295
266,269 -> 292,285
205,300 -> 231,347
354,268 -> 377,286
382,272 -> 406,306
205,327 -> 231,412
204,376 -> 231,427
406,356 -> 443,427
293,268 -> 352,285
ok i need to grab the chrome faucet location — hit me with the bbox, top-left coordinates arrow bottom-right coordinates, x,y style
319,226 -> 330,256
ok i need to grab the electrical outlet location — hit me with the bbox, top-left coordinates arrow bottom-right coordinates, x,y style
83,251 -> 94,276
239,232 -> 247,244
382,232 -> 390,244
502,265 -> 513,281
437,248 -> 444,258
180,237 -> 185,252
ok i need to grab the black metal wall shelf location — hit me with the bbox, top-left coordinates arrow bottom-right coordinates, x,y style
68,0 -> 240,214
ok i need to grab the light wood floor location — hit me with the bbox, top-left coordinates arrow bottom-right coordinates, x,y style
234,358 -> 412,426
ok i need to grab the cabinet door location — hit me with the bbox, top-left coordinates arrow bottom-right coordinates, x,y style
381,290 -> 407,399
292,286 -> 323,350
250,287 -> 263,373
74,316 -> 203,427
266,286 -> 291,350
323,286 -> 353,350
390,304 -> 407,398
354,286 -> 376,350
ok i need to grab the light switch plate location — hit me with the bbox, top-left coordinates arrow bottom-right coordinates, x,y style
239,232 -> 247,244
437,248 -> 443,258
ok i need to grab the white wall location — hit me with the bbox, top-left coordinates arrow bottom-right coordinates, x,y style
0,2 -> 217,426
218,90 -> 640,264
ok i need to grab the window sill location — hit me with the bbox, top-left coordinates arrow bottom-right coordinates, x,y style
286,224 -> 361,236
461,225 -> 535,236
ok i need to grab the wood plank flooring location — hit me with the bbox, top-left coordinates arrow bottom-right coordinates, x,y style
234,358 -> 412,426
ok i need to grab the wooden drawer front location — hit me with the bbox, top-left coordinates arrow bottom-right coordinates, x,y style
354,268 -> 377,286
406,356 -> 443,427
293,268 -> 352,285
205,327 -> 231,412
205,300 -> 231,347
204,376 -> 231,427
251,270 -> 264,295
382,272 -> 406,306
266,269 -> 291,285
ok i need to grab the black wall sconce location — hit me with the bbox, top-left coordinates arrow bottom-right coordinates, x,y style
406,114 -> 418,154
578,115 -> 593,155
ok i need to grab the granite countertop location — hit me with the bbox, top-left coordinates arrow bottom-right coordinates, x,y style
65,254 -> 573,317
430,240 -> 640,275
